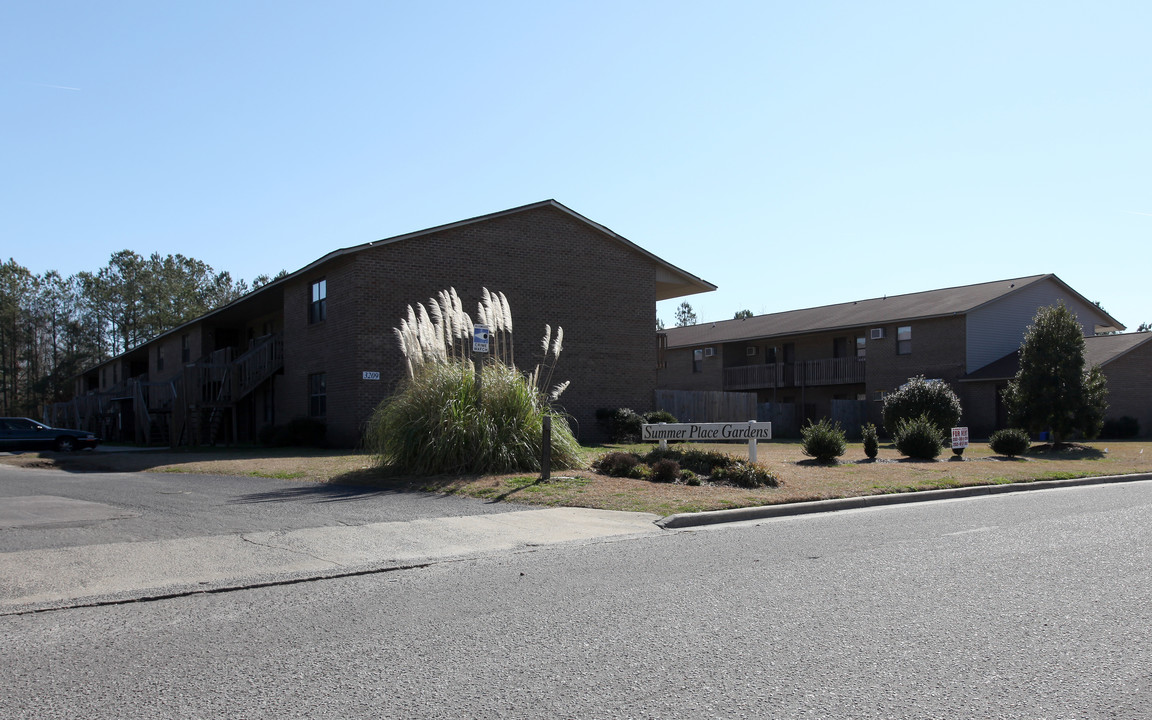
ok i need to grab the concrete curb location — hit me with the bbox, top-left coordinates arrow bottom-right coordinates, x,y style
656,472 -> 1152,529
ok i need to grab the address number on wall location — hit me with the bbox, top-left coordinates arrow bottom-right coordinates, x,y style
362,371 -> 380,380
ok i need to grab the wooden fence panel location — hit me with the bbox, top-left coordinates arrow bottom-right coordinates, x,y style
654,389 -> 757,424
757,403 -> 798,438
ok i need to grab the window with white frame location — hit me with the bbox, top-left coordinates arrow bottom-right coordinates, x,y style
897,326 -> 912,355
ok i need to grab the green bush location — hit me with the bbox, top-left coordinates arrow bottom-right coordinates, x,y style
596,407 -> 644,442
989,428 -> 1031,457
594,451 -> 642,477
893,414 -> 943,460
882,375 -> 962,440
681,469 -> 700,486
650,459 -> 681,483
365,360 -> 582,475
627,463 -> 652,481
643,409 -> 678,425
862,422 -> 879,459
800,418 -> 846,463
1100,416 -> 1140,439
710,459 -> 780,488
643,447 -> 732,476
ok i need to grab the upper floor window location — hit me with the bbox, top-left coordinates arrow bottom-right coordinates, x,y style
832,337 -> 848,359
692,349 -> 704,373
181,334 -> 190,363
157,345 -> 165,371
309,279 -> 327,324
856,336 -> 866,359
897,326 -> 912,355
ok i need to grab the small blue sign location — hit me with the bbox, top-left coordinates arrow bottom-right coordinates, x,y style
473,325 -> 490,353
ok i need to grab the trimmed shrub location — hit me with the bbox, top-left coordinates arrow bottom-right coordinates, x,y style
599,407 -> 645,443
627,463 -> 652,480
594,451 -> 642,477
681,469 -> 700,486
893,414 -> 943,460
800,418 -> 847,463
1100,416 -> 1140,439
862,422 -> 879,459
989,428 -> 1031,457
710,459 -> 780,488
643,409 -> 678,425
643,447 -> 733,476
366,360 -> 581,475
650,459 -> 681,483
882,375 -> 962,440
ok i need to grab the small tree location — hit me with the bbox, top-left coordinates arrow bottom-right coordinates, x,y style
674,302 -> 697,327
733,309 -> 753,319
881,375 -> 962,440
1003,303 -> 1109,444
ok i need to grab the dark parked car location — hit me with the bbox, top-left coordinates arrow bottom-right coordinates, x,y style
0,417 -> 100,452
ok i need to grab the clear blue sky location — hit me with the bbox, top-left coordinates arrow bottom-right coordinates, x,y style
4,1 -> 1149,329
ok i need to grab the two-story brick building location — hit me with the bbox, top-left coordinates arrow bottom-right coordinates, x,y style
658,274 -> 1146,437
60,201 -> 715,446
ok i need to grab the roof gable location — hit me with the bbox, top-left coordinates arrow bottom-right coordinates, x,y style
664,275 -> 1056,348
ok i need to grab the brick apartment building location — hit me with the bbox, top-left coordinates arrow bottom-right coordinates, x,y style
61,201 -> 715,446
658,274 -> 1150,437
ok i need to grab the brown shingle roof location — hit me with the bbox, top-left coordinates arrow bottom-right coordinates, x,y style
664,275 -> 1054,349
961,332 -> 1152,382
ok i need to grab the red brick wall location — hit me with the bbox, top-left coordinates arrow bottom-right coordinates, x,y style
278,206 -> 660,446
1102,342 -> 1152,437
864,315 -> 968,427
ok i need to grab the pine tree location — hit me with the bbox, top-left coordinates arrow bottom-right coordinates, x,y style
1003,303 -> 1108,444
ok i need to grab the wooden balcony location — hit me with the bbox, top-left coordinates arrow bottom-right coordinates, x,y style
724,357 -> 866,391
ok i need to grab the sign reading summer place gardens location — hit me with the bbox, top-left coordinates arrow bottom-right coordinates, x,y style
642,422 -> 773,441
642,421 -> 772,462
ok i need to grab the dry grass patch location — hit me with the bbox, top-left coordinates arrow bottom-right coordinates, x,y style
2,440 -> 1149,516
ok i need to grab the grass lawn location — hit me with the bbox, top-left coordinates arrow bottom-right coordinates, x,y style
3,439 -> 1149,516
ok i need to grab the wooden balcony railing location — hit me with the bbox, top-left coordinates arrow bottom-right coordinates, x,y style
724,357 -> 866,391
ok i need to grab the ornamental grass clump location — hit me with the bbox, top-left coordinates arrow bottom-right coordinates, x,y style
800,417 -> 847,463
367,288 -> 580,475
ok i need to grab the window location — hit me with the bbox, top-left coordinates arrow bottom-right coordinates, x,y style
309,373 -> 327,417
157,345 -> 165,371
181,334 -> 190,363
832,337 -> 848,359
856,336 -> 866,359
309,279 -> 327,324
897,326 -> 912,355
692,349 -> 704,373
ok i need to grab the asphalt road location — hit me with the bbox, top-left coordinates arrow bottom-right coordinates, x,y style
3,477 -> 1150,719
0,462 -> 521,552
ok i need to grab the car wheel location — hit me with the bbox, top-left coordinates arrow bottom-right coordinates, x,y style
54,436 -> 76,452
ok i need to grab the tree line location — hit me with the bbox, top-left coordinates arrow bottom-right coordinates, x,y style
0,251 -> 283,417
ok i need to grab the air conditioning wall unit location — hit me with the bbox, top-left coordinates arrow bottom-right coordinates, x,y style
704,347 -> 715,357
746,346 -> 757,357
870,328 -> 886,340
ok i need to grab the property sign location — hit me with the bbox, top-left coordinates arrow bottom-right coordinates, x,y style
951,427 -> 969,449
362,371 -> 380,380
642,422 -> 772,442
642,421 -> 772,462
473,325 -> 490,353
